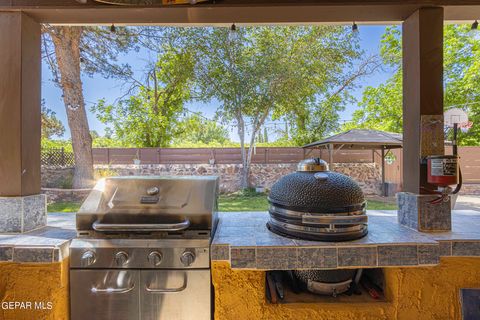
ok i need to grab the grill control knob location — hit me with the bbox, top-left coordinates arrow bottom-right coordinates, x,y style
148,251 -> 163,267
180,251 -> 195,267
81,251 -> 96,267
115,251 -> 129,266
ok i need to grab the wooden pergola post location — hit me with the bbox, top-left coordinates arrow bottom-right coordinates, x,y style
328,144 -> 334,169
398,7 -> 451,231
0,12 -> 45,233
381,146 -> 386,197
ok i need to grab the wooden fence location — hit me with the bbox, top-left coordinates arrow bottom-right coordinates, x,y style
91,147 -> 376,165
378,147 -> 480,185
42,146 -> 480,185
448,146 -> 480,184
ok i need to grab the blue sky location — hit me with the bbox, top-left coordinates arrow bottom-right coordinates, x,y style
42,25 -> 395,142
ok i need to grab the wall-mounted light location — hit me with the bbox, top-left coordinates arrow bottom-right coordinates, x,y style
472,20 -> 479,30
110,24 -> 116,33
352,22 -> 359,33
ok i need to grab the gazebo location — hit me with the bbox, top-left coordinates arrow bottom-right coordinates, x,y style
302,129 -> 403,196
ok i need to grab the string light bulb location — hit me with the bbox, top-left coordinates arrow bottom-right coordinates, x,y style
472,20 -> 479,30
228,23 -> 238,42
352,22 -> 359,33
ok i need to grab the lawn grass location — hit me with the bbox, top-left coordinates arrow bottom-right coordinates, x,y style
366,199 -> 398,210
218,194 -> 398,212
47,201 -> 81,213
218,193 -> 269,212
47,195 -> 397,213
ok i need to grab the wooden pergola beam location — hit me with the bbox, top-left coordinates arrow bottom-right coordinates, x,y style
3,0 -> 480,7
0,1 -> 480,24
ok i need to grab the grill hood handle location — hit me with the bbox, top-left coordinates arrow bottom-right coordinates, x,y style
92,219 -> 191,232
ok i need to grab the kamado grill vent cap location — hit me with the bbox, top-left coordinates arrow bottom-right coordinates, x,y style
297,158 -> 329,172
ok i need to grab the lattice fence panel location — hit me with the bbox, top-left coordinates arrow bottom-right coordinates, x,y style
41,148 -> 75,167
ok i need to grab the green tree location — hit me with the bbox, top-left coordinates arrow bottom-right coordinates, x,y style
41,101 -> 65,139
347,25 -> 480,145
41,138 -> 72,152
173,114 -> 230,146
92,50 -> 194,147
343,71 -> 403,133
170,26 -> 376,187
42,26 -> 139,187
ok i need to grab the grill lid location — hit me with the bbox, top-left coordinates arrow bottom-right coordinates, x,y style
76,176 -> 219,235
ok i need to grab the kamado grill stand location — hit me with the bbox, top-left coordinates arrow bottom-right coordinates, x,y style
267,158 -> 368,242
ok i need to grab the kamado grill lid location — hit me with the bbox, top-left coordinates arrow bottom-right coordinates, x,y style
267,159 -> 368,242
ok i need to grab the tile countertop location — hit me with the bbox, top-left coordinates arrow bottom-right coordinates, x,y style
211,210 -> 480,270
0,212 -> 76,263
1,210 -> 480,265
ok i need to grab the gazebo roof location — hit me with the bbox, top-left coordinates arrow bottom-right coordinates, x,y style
302,129 -> 403,150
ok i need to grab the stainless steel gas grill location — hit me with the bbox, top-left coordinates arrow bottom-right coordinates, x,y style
70,176 -> 219,320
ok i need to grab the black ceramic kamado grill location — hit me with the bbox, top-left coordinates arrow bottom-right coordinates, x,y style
267,158 -> 368,242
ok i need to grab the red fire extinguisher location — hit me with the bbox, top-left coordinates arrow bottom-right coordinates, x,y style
426,155 -> 459,187
424,124 -> 462,204
425,155 -> 462,203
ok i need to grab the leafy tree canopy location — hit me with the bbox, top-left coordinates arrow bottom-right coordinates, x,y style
172,114 -> 231,147
163,26 -> 376,187
92,49 -> 194,147
41,100 -> 65,139
345,25 -> 480,146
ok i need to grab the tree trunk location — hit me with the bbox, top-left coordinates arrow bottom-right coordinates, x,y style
245,132 -> 256,190
49,27 -> 94,188
246,122 -> 263,189
236,115 -> 249,189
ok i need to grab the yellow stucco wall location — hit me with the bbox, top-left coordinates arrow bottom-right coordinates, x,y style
212,257 -> 480,320
0,256 -> 477,320
0,259 -> 69,320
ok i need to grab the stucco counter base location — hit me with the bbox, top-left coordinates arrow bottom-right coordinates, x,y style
212,257 -> 480,320
0,213 -> 75,320
211,211 -> 480,320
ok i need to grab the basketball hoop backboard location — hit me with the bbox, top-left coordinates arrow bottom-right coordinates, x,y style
444,108 -> 469,128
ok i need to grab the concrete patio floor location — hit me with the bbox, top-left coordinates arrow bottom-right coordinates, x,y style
455,195 -> 480,211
